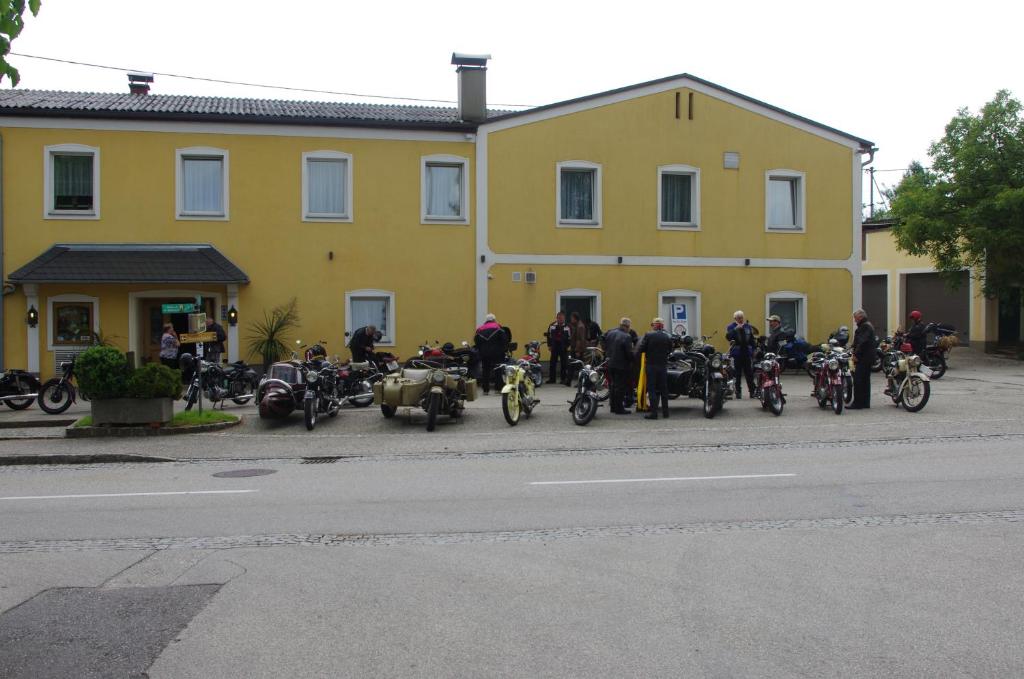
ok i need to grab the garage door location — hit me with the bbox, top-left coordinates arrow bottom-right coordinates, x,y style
861,275 -> 888,338
906,271 -> 970,344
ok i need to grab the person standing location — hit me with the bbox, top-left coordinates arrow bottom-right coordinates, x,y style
726,310 -> 758,399
159,324 -> 180,369
570,311 -> 589,361
850,308 -> 876,409
474,313 -> 509,395
205,317 -> 227,365
636,317 -> 673,420
348,325 -> 380,362
603,318 -> 635,414
545,312 -> 572,386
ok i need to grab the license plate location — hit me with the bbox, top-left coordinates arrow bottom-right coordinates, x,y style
386,361 -> 399,371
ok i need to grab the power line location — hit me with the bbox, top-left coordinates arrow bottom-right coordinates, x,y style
8,52 -> 538,108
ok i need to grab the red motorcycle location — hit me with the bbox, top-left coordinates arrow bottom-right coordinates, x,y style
755,351 -> 785,416
520,340 -> 545,387
809,341 -> 848,415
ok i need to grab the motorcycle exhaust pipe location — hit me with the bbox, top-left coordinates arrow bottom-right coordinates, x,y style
0,393 -> 39,402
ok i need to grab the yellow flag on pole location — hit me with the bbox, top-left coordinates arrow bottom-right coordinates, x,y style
637,353 -> 648,411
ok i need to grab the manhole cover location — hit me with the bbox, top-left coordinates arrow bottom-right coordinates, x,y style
211,469 -> 278,478
301,457 -> 342,464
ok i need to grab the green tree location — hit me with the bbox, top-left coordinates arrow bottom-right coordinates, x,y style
889,90 -> 1024,299
0,0 -> 40,86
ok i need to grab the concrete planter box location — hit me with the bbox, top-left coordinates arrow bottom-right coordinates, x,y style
91,398 -> 173,426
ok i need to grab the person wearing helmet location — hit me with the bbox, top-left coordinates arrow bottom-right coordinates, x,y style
636,317 -> 673,419
906,310 -> 927,356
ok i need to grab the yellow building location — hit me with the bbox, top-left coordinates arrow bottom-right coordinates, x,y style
1,56 -> 874,378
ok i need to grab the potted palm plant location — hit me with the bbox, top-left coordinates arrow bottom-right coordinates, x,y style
246,298 -> 301,372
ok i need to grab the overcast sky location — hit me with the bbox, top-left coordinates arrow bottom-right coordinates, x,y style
5,0 -> 1022,212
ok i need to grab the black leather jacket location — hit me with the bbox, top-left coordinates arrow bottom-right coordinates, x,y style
907,320 -> 927,355
602,328 -> 635,369
636,330 -> 674,367
853,319 -> 876,360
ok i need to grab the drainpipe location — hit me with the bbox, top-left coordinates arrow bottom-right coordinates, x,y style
0,131 -> 5,371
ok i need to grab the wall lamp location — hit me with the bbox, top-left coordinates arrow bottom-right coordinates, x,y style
26,305 -> 39,328
227,305 -> 238,326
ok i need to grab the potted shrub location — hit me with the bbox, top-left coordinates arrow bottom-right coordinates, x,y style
77,346 -> 182,425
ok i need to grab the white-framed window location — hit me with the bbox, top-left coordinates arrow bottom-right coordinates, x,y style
176,147 -> 229,220
302,150 -> 353,221
555,288 -> 602,329
765,169 -> 805,232
658,289 -> 701,338
766,291 -> 808,339
557,161 -> 602,228
46,294 -> 100,351
345,289 -> 395,346
658,164 -> 700,229
421,155 -> 468,224
43,144 -> 100,219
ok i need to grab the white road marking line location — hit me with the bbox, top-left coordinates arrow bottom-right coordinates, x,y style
0,490 -> 258,501
529,473 -> 796,486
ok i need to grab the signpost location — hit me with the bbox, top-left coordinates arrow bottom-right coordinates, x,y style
160,303 -> 196,314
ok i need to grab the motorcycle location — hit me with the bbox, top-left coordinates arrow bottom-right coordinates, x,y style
376,346 -> 477,431
302,354 -> 341,430
521,340 -> 545,387
37,357 -> 90,414
257,358 -> 310,420
775,330 -> 813,373
568,358 -> 603,426
334,350 -> 399,408
754,351 -> 785,416
182,354 -> 258,411
0,368 -> 40,410
808,341 -> 849,415
665,335 -> 729,419
883,341 -> 931,412
919,322 -> 953,379
500,355 -> 538,426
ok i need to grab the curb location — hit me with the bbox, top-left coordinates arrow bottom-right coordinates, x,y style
0,418 -> 76,430
0,453 -> 174,466
64,416 -> 243,438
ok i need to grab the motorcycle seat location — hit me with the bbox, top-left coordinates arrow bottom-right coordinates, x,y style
347,361 -> 371,371
401,369 -> 431,382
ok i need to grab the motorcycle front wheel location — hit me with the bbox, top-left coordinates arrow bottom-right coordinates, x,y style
571,394 -> 597,426
767,385 -> 784,416
502,389 -> 521,426
901,375 -> 930,413
183,384 -> 199,411
304,398 -> 318,431
38,379 -> 75,414
871,352 -> 883,373
831,384 -> 844,415
426,392 -> 441,432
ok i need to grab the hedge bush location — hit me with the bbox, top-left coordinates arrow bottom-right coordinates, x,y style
75,346 -> 130,400
126,363 -> 182,399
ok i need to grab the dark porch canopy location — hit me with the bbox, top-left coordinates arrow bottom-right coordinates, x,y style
8,243 -> 249,284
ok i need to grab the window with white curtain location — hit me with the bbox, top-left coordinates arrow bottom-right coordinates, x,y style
346,290 -> 395,344
765,169 -> 805,231
658,164 -> 700,229
177,148 -> 228,219
421,155 -> 467,223
44,144 -> 100,219
303,151 -> 352,220
557,161 -> 602,227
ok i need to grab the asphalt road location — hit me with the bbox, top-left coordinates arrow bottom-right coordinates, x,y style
1,352 -> 1023,677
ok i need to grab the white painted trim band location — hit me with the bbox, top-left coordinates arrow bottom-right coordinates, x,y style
492,254 -> 853,269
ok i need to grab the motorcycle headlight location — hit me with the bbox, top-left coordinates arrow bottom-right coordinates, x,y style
711,356 -> 722,369
504,365 -> 517,376
761,361 -> 772,371
827,358 -> 839,370
306,371 -> 318,383
909,356 -> 921,368
431,371 -> 446,385
586,372 -> 598,385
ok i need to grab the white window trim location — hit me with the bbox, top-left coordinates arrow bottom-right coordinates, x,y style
344,289 -> 396,346
555,288 -> 602,328
556,160 -> 602,228
302,150 -> 353,222
765,290 -> 808,339
420,154 -> 469,225
765,168 -> 806,233
176,146 -> 230,220
657,165 -> 701,230
46,294 -> 100,352
657,289 -> 701,338
43,144 -> 100,220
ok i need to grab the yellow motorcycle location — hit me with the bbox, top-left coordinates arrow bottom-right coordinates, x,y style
500,358 -> 538,426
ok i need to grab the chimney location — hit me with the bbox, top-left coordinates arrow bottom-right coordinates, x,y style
127,72 -> 154,95
451,53 -> 490,123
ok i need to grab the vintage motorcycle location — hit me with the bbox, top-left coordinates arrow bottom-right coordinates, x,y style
257,358 -> 309,420
375,350 -> 477,432
302,355 -> 341,430
37,357 -> 89,414
182,354 -> 258,411
521,340 -> 545,387
883,342 -> 931,412
500,356 -> 538,426
334,350 -> 398,408
808,342 -> 849,415
665,335 -> 729,419
754,351 -> 785,416
0,368 -> 40,410
567,358 -> 604,426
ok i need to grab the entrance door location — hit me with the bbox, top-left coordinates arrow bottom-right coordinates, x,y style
561,297 -> 595,324
660,293 -> 699,338
139,297 -> 217,364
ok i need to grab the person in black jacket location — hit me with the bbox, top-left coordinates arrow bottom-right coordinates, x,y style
906,310 -> 927,356
850,309 -> 876,409
545,312 -> 572,386
348,325 -> 380,362
636,317 -> 674,419
602,318 -> 635,414
474,314 -> 509,395
726,310 -> 758,399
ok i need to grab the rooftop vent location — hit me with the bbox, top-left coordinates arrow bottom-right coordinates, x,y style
127,72 -> 154,95
451,52 -> 490,123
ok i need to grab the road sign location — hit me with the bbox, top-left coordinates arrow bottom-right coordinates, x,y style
179,331 -> 216,344
161,303 -> 196,314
